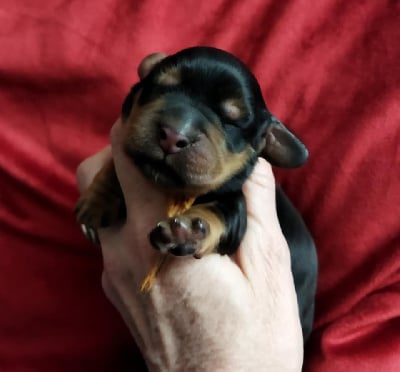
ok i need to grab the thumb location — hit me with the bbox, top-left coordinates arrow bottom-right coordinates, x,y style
236,158 -> 291,284
110,118 -> 168,227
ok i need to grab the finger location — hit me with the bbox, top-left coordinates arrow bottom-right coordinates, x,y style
137,53 -> 167,79
76,146 -> 112,192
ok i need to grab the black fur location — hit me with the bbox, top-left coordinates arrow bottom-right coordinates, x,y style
195,191 -> 247,256
121,47 -> 317,341
276,187 -> 317,340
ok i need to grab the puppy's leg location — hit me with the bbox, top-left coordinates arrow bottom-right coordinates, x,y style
75,160 -> 126,228
149,192 -> 247,257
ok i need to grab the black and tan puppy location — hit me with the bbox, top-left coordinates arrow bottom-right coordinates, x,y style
76,47 -> 317,340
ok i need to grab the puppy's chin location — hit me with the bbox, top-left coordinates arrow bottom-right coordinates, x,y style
125,148 -> 226,197
133,153 -> 186,189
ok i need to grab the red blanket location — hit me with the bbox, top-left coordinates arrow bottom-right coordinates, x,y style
1,1 -> 399,370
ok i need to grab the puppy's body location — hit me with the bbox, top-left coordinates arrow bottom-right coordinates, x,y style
76,47 -> 317,340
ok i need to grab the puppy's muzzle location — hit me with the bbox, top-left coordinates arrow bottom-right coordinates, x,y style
157,102 -> 209,155
159,126 -> 191,155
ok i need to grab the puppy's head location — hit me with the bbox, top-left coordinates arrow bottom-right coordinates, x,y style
121,47 -> 308,197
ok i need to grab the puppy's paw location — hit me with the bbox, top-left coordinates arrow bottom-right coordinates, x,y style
149,216 -> 209,257
75,192 -> 125,228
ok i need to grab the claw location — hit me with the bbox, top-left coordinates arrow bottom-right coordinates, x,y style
192,218 -> 206,234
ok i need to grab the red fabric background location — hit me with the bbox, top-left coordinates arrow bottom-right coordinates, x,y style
0,0 -> 399,371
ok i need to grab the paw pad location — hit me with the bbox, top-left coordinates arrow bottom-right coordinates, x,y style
149,216 -> 209,256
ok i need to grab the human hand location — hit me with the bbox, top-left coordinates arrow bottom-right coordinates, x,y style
77,121 -> 303,371
76,52 -> 303,371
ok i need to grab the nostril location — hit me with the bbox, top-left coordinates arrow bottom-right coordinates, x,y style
176,139 -> 189,149
159,125 -> 190,154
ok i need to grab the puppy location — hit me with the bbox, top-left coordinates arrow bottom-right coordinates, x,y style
76,47 -> 317,341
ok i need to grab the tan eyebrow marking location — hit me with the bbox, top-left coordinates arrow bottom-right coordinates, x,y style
157,66 -> 181,86
221,98 -> 245,120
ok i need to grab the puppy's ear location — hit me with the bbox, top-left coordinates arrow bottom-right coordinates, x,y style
137,53 -> 167,79
122,53 -> 167,118
261,116 -> 309,168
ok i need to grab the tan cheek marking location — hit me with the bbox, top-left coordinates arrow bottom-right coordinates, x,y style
205,125 -> 255,189
182,204 -> 225,257
124,97 -> 166,148
128,97 -> 165,126
219,146 -> 254,180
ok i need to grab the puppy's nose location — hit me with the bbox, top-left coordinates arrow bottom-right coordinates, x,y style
159,126 -> 190,154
